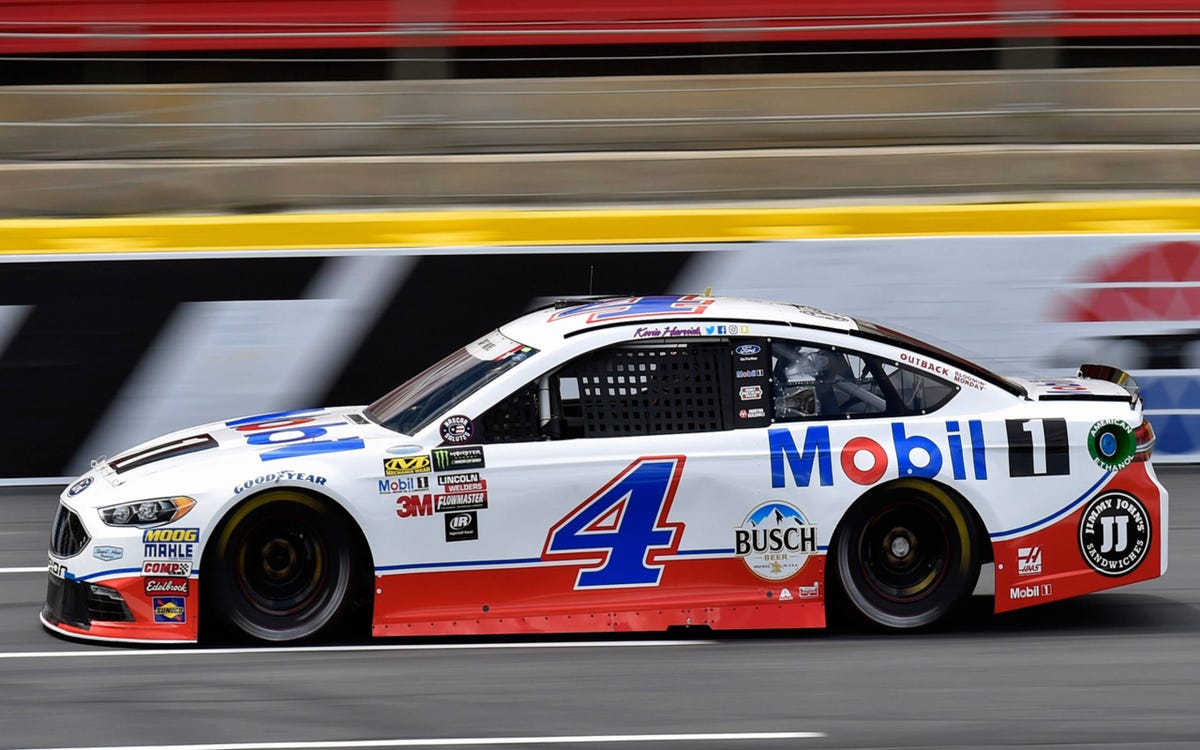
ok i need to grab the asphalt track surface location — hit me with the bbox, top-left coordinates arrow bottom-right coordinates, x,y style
1,469 -> 1197,750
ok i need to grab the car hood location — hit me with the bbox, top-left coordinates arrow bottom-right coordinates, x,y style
93,406 -> 385,483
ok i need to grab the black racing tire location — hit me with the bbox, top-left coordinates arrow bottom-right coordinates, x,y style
834,480 -> 980,630
206,490 -> 358,643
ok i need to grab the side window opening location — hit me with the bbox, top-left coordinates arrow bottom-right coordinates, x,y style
769,340 -> 957,422
480,340 -> 733,442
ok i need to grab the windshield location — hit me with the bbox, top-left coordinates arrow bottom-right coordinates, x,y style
366,330 -> 537,436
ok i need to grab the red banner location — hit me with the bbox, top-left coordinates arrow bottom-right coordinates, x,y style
1,1 -> 1198,54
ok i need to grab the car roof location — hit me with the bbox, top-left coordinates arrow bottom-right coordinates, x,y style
499,295 -> 859,351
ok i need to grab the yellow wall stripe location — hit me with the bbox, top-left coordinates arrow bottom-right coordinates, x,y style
2,200 -> 1199,256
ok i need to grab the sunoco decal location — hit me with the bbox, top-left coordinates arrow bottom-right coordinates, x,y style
735,501 -> 818,581
1088,419 -> 1137,471
1078,492 -> 1150,576
152,596 -> 187,623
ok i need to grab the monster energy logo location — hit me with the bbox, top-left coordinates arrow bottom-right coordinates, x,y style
432,446 -> 485,471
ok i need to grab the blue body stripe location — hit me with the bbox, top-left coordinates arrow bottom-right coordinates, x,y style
990,472 -> 1112,539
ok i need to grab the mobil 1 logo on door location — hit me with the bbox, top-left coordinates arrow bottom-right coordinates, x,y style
1006,418 -> 1070,477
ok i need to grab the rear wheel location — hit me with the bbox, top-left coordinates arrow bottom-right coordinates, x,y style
835,481 -> 980,630
206,490 -> 358,642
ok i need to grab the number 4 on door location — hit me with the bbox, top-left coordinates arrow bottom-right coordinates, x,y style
542,456 -> 687,589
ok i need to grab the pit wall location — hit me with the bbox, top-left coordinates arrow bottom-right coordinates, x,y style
2,199 -> 1198,480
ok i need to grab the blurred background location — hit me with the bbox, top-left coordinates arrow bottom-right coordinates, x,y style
1,1 -> 1199,478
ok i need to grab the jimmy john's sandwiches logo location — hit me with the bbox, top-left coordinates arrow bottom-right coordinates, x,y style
1078,492 -> 1150,576
735,502 -> 818,581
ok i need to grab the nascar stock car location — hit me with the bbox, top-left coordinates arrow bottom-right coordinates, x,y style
44,295 -> 1166,643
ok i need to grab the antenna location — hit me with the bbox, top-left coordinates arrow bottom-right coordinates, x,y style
588,265 -> 595,295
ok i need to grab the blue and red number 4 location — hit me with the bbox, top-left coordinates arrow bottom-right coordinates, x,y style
542,456 -> 686,589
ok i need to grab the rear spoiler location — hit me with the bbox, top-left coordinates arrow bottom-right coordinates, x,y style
1078,363 -> 1141,404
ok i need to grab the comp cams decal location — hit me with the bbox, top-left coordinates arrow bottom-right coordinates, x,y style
1078,492 -> 1150,576
735,502 -> 818,581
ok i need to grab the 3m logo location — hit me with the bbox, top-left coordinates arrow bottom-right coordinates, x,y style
1017,546 -> 1043,576
383,456 -> 431,476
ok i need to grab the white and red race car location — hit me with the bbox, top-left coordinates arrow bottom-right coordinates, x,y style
44,295 -> 1166,643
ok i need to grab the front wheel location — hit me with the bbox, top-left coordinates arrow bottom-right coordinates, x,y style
206,491 -> 358,642
834,481 -> 980,630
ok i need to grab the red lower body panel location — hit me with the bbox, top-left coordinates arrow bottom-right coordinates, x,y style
993,462 -> 1166,613
42,573 -> 199,643
373,556 -> 826,636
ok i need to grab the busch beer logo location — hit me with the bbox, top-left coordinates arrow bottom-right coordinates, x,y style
735,501 -> 818,581
1017,546 -> 1043,576
1079,492 -> 1151,576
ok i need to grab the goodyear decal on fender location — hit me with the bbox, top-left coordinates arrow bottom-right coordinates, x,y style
143,561 -> 192,576
769,420 -> 988,487
384,456 -> 431,476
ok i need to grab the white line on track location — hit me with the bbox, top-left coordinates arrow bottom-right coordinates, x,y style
13,731 -> 825,750
1,566 -> 46,573
0,639 -> 717,659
